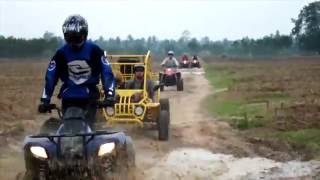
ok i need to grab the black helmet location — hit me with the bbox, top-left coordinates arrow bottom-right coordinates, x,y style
62,14 -> 88,46
193,55 -> 198,59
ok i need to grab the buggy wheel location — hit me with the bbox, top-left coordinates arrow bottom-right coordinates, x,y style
158,110 -> 170,141
159,73 -> 164,91
39,118 -> 61,134
177,79 -> 184,91
160,98 -> 170,118
160,98 -> 170,112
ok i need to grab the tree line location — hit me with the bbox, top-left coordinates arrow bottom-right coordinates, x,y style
0,31 -> 295,59
0,1 -> 319,59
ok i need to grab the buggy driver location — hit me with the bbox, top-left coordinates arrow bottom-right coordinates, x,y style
125,64 -> 155,102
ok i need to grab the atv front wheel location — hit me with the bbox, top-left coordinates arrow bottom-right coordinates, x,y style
177,79 -> 184,91
124,136 -> 136,167
23,170 -> 47,180
158,110 -> 170,141
39,118 -> 61,134
160,85 -> 164,92
100,137 -> 136,180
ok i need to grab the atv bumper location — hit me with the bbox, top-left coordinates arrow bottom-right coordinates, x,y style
164,75 -> 177,86
23,132 -> 126,178
180,63 -> 189,68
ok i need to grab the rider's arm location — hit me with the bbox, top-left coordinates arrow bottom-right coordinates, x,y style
173,58 -> 180,67
41,50 -> 63,103
95,47 -> 115,98
160,58 -> 168,66
147,80 -> 155,102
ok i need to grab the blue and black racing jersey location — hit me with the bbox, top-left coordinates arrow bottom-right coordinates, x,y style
41,41 -> 115,103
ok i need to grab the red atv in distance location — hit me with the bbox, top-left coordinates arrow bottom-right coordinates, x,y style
159,67 -> 184,91
191,55 -> 201,68
179,54 -> 190,68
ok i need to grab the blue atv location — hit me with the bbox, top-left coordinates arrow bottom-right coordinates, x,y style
23,104 -> 135,180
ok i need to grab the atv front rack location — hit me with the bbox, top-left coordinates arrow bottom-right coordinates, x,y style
30,129 -> 122,139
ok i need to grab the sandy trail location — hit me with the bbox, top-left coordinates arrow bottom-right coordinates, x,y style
130,69 -> 254,178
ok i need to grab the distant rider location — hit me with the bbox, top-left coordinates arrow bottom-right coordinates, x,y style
161,50 -> 179,68
181,54 -> 189,61
38,14 -> 115,128
192,55 -> 198,60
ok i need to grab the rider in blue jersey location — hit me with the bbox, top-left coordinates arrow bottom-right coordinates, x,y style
38,15 -> 115,127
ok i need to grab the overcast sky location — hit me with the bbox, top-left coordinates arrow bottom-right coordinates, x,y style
0,0 -> 316,40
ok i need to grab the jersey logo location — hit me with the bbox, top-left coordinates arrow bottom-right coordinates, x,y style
101,56 -> 110,65
68,60 -> 92,85
48,60 -> 56,71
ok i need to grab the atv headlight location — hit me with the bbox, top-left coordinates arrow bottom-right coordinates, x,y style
106,107 -> 114,116
98,142 -> 115,156
134,106 -> 144,116
30,146 -> 48,159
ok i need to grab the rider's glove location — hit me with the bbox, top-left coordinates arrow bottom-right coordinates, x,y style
101,96 -> 115,107
38,98 -> 51,113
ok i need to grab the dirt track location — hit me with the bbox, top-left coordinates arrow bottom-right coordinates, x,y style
1,67 -> 320,179
132,69 -> 252,164
130,69 -> 320,179
129,69 -> 255,179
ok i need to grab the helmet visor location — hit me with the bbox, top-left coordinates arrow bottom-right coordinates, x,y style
64,32 -> 84,45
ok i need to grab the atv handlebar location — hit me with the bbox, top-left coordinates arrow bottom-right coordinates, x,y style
45,104 -> 63,119
45,101 -> 112,118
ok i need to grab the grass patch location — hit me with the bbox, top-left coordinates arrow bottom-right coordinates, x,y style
204,62 -> 288,130
205,92 -> 270,129
279,129 -> 320,147
207,94 -> 243,117
204,64 -> 234,89
278,129 -> 320,158
203,60 -> 320,159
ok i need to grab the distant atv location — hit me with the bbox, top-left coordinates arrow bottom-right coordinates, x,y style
180,59 -> 190,68
159,67 -> 184,91
23,104 -> 135,180
190,58 -> 201,68
179,55 -> 190,68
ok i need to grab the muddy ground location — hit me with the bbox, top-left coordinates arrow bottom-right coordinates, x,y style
0,62 -> 320,179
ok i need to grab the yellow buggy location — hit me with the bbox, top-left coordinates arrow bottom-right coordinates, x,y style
100,51 -> 170,141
